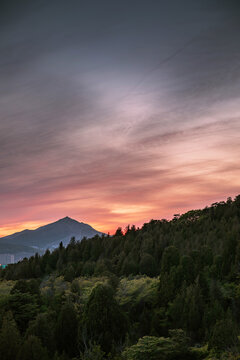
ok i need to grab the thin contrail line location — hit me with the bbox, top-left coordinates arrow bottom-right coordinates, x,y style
118,35 -> 200,103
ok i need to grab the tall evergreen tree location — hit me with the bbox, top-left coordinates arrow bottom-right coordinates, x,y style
0,312 -> 21,360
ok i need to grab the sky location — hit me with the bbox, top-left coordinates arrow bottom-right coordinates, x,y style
0,0 -> 240,236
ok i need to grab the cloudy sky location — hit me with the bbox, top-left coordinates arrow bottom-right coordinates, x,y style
0,0 -> 240,235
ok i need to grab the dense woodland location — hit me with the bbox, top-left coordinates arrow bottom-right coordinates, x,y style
1,195 -> 240,359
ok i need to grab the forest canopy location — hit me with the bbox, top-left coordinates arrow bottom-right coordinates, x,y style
0,195 -> 240,359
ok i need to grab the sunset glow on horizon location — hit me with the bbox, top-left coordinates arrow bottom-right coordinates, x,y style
1,1 -> 240,238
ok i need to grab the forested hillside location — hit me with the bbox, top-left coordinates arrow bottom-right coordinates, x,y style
0,195 -> 240,359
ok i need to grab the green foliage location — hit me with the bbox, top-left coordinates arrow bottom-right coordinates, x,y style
161,246 -> 180,274
26,312 -> 55,355
116,277 -> 158,308
83,284 -> 127,353
180,255 -> 195,284
0,280 -> 15,296
168,329 -> 190,354
71,279 -> 81,294
17,335 -> 49,360
55,302 -> 78,357
64,265 -> 75,282
208,317 -> 239,351
0,312 -> 21,360
80,344 -> 105,360
188,345 -> 208,359
139,253 -> 157,277
123,336 -> 172,360
11,279 -> 40,296
7,290 -> 39,332
123,331 -> 190,360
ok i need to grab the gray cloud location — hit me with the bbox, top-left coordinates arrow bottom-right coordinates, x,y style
1,0 -> 240,230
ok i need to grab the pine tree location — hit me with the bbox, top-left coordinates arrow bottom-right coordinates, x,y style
83,284 -> 127,353
0,312 -> 21,360
55,302 -> 78,357
17,335 -> 49,360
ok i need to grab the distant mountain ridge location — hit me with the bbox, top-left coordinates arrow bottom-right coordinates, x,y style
0,217 -> 103,261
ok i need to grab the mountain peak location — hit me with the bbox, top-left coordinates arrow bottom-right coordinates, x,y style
0,217 -> 104,261
57,216 -> 78,223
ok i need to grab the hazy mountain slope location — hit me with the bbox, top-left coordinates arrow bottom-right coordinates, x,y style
0,217 -> 103,255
